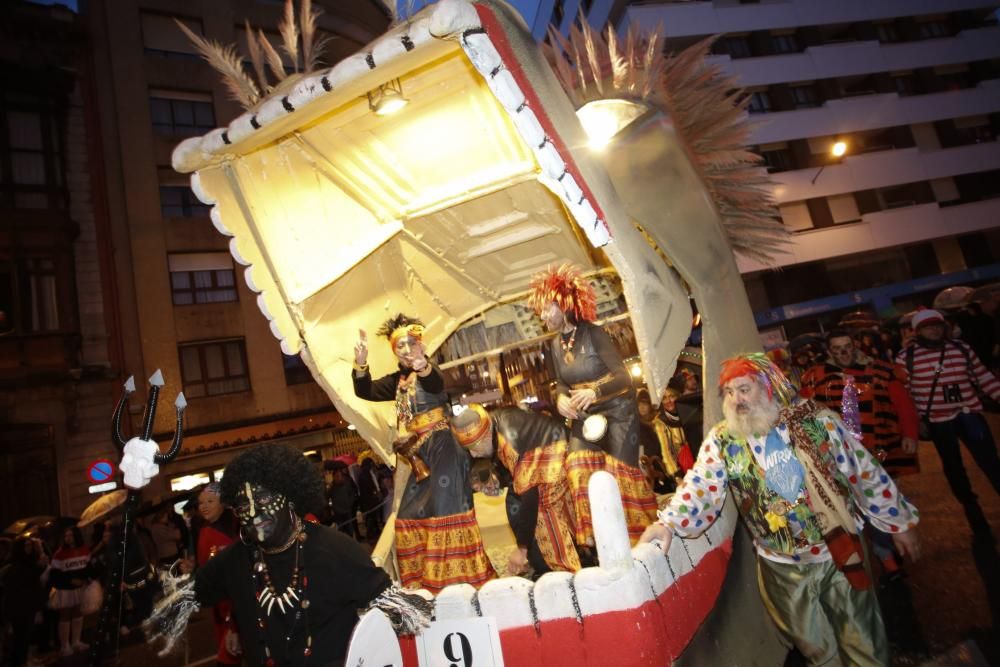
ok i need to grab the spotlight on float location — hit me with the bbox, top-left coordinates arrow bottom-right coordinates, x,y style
367,78 -> 408,116
576,99 -> 649,149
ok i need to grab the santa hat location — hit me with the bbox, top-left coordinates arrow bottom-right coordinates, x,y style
911,308 -> 945,330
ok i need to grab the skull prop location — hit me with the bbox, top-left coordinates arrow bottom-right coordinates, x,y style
120,437 -> 161,489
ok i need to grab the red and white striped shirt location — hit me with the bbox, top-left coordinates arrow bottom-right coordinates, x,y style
895,340 -> 1000,422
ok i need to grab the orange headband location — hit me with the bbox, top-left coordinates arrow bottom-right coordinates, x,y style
389,324 -> 425,348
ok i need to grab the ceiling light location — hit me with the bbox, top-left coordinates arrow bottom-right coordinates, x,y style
368,78 -> 409,116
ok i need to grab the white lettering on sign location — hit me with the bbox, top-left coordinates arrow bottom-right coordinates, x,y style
416,617 -> 504,667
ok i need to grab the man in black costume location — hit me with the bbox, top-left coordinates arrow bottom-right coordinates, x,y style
145,444 -> 430,666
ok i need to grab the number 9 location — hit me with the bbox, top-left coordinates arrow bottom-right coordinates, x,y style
442,632 -> 473,667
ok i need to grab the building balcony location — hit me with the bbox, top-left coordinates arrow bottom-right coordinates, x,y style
750,79 -> 1000,144
709,26 -> 1000,88
0,332 -> 80,383
627,0 -> 999,38
770,140 -> 1000,204
736,198 -> 1000,272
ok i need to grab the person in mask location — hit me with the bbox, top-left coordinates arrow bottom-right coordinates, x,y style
143,444 -> 431,666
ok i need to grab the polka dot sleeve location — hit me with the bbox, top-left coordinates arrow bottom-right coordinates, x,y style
827,413 -> 919,534
656,429 -> 729,538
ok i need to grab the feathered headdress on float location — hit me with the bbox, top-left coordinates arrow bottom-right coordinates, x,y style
527,263 -> 598,323
718,353 -> 797,407
544,20 -> 788,265
175,0 -> 332,110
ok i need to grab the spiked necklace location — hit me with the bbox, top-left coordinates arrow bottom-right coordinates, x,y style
560,326 -> 578,364
252,526 -> 313,665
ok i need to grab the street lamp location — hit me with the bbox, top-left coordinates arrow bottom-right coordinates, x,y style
811,140 -> 848,184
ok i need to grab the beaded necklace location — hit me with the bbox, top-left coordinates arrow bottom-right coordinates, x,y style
560,326 -> 578,364
252,521 -> 313,665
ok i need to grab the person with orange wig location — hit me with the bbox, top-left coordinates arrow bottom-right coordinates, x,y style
527,264 -> 658,546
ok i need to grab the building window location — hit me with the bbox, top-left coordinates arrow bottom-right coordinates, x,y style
747,91 -> 772,114
953,116 -> 996,145
179,338 -> 251,398
141,13 -> 203,60
778,201 -> 813,232
770,32 -> 799,54
160,185 -> 210,218
283,353 -> 314,385
917,20 -> 950,40
721,36 -> 753,59
892,73 -> 918,96
150,90 -> 215,137
168,253 -> 237,305
0,257 -> 63,334
875,22 -> 900,43
25,258 -> 59,331
789,84 -> 820,109
0,99 -> 65,210
760,147 -> 794,173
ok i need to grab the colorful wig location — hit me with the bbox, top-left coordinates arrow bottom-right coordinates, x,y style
718,352 -> 797,406
527,263 -> 598,323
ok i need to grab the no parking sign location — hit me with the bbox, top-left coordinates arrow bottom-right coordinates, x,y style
88,459 -> 116,484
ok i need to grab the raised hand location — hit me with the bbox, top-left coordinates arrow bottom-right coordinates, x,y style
354,329 -> 368,367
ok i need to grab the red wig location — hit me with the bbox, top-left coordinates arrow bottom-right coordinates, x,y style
527,263 -> 598,323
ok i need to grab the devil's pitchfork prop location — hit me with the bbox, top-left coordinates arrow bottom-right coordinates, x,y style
89,370 -> 185,667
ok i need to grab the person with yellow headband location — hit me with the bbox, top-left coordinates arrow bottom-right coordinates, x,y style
352,314 -> 495,593
527,264 -> 658,548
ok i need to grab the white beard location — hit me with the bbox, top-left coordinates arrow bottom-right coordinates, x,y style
724,396 -> 780,440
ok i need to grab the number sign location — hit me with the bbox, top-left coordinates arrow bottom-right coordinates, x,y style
416,617 -> 504,667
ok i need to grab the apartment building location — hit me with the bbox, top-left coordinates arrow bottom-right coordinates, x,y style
0,1 -> 119,527
80,0 -> 388,503
624,0 -> 1000,334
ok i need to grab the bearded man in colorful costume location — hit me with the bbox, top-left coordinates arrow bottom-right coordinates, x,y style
452,403 -> 582,577
641,354 -> 921,666
528,264 -> 658,546
353,314 -> 494,592
145,444 -> 430,666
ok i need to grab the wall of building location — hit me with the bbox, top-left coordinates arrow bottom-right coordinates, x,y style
624,0 -> 1000,317
75,0 -> 389,505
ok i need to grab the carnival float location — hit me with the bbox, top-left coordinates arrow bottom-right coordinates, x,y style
165,0 -> 791,663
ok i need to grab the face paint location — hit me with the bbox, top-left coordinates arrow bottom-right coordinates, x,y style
233,483 -> 292,547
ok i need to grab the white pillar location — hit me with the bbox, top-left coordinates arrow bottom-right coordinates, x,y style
589,470 -> 633,572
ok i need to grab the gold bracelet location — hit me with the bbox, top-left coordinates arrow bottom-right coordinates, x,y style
353,361 -> 369,372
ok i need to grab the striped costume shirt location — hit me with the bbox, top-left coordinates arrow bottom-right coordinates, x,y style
800,357 -> 919,475
894,340 -> 1000,423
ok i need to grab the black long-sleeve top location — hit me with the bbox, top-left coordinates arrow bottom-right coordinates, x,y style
352,364 -> 445,403
195,522 -> 389,666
